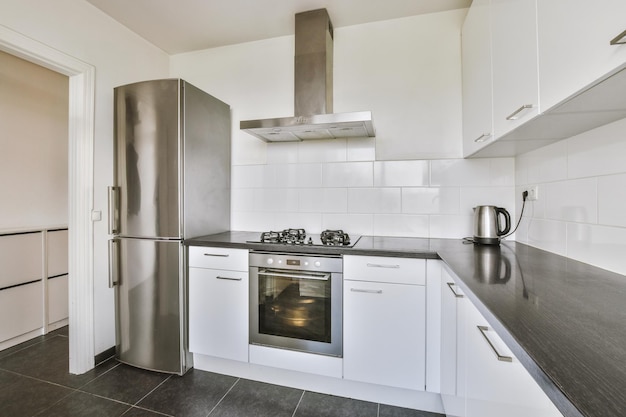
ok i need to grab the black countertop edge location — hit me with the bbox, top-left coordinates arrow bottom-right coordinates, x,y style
185,231 -> 625,417
184,232 -> 441,259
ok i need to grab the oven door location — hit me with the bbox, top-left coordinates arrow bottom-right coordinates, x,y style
249,266 -> 343,357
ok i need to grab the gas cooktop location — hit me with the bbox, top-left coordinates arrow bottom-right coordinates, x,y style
247,228 -> 360,248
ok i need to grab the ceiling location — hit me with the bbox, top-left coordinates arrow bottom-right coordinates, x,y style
85,0 -> 471,54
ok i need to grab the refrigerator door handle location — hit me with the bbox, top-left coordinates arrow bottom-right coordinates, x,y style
108,238 -> 119,288
108,186 -> 119,235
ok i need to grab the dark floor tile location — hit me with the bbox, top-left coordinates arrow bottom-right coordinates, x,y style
294,391 -> 378,417
379,404 -> 446,417
0,369 -> 19,390
47,326 -> 69,338
0,334 -> 47,360
0,336 -> 117,388
138,368 -> 237,417
36,390 -> 131,417
81,363 -> 170,405
0,373 -> 74,417
122,406 -> 172,416
209,378 -> 303,417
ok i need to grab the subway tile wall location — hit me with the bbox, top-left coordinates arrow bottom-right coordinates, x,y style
515,117 -> 626,275
232,139 -> 516,239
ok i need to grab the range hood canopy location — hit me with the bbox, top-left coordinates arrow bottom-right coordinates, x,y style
240,9 -> 375,142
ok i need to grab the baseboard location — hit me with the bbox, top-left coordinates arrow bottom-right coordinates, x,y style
95,346 -> 116,366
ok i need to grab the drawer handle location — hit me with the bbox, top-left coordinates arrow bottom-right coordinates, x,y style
350,288 -> 383,294
477,325 -> 512,362
204,253 -> 230,257
366,263 -> 400,269
610,29 -> 626,45
473,133 -> 491,143
446,282 -> 464,298
505,104 -> 533,120
216,276 -> 242,281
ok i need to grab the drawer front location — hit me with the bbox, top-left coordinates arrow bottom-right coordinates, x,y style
343,255 -> 426,285
188,246 -> 248,271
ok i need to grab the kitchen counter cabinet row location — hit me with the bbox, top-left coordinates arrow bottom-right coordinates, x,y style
187,243 -> 563,415
188,247 -> 430,393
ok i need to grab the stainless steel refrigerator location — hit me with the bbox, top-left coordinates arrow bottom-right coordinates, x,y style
108,79 -> 230,375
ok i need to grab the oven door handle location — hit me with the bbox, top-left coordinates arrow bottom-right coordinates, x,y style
258,270 -> 330,281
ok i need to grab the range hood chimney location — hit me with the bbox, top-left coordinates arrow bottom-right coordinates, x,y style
240,9 -> 375,142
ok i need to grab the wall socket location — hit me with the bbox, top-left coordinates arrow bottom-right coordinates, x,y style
525,185 -> 539,201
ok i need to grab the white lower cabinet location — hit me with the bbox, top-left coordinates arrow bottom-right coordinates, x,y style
441,266 -> 563,417
188,247 -> 249,362
343,255 -> 426,391
440,267 -> 465,416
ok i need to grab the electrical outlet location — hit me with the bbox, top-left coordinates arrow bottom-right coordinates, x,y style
526,185 -> 539,201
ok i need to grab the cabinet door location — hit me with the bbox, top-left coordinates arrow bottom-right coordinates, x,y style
491,0 -> 539,138
538,0 -> 626,110
189,267 -> 249,362
440,269 -> 465,416
462,0 -> 494,156
463,299 -> 562,417
343,280 -> 426,390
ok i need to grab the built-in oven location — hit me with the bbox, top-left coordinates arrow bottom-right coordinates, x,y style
249,251 -> 343,357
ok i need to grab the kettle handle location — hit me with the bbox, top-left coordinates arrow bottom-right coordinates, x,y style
496,207 -> 511,236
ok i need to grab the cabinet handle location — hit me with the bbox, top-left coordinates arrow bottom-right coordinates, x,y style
446,282 -> 464,298
204,253 -> 229,257
610,29 -> 626,45
505,104 -> 533,120
477,325 -> 512,362
366,263 -> 400,269
216,276 -> 242,281
350,288 -> 383,294
473,133 -> 492,143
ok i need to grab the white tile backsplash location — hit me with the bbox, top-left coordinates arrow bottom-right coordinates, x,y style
232,150 -> 515,241
567,117 -> 626,179
545,178 -> 598,223
322,162 -> 374,188
373,214 -> 429,237
348,188 -> 401,214
516,116 -> 626,275
402,187 -> 460,215
373,160 -> 429,187
598,173 -> 626,228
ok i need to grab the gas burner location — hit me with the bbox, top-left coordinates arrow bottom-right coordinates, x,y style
254,228 -> 358,247
260,229 -> 307,245
320,229 -> 351,246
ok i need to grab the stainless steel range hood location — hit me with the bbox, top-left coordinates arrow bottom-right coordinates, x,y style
240,9 -> 375,142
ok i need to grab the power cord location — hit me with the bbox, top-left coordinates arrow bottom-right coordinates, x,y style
502,191 -> 527,239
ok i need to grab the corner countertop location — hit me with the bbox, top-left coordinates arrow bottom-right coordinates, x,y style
185,232 -> 626,417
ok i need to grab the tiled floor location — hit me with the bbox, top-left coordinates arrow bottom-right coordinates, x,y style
0,327 -> 445,417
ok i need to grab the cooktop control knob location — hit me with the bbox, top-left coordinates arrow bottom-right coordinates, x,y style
314,261 -> 321,268
267,258 -> 274,265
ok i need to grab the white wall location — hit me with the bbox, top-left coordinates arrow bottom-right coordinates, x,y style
0,50 -> 68,229
515,117 -> 626,276
0,0 -> 170,354
171,9 -> 517,239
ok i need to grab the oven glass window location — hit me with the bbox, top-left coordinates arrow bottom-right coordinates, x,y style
258,268 -> 331,343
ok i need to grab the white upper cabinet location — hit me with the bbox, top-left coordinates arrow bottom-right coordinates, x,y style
463,0 -> 626,158
462,0 -> 494,157
538,0 -> 626,111
491,0 -> 539,138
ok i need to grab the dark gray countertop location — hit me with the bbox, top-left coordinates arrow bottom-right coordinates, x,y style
185,232 -> 626,417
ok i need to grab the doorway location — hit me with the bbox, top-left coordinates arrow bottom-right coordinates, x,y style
0,24 -> 95,374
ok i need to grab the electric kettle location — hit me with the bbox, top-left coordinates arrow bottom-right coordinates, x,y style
473,205 -> 511,245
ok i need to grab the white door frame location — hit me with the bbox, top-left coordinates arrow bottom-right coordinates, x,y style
0,24 -> 95,374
